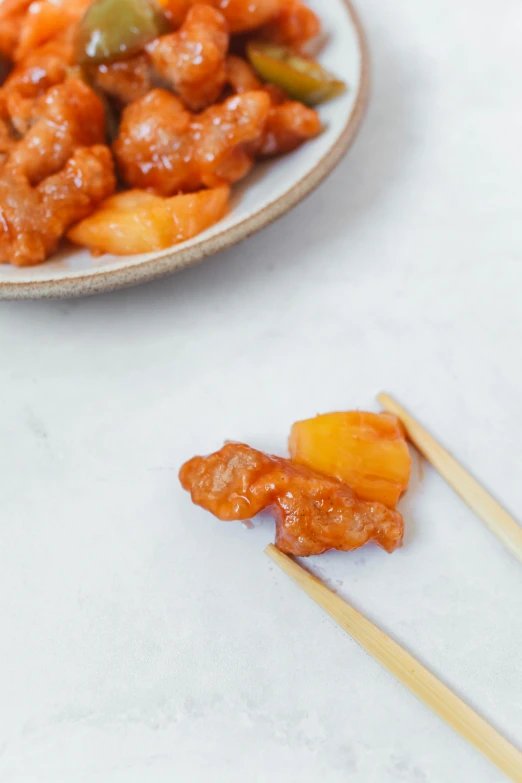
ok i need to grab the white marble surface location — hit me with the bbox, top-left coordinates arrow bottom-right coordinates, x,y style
1,0 -> 522,780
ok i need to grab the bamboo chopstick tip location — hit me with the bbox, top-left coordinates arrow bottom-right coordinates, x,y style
377,392 -> 395,409
265,543 -> 285,563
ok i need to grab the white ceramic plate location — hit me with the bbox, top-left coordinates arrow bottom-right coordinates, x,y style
0,0 -> 369,299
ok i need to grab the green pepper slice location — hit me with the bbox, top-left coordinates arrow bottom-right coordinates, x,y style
247,42 -> 346,106
75,0 -> 170,66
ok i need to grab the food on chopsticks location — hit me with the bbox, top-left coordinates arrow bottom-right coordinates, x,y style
0,0 -> 345,267
180,410 -> 411,557
180,443 -> 405,557
289,412 -> 411,507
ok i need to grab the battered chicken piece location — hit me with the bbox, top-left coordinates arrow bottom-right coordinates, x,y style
14,0 -> 91,62
147,4 -> 228,111
225,55 -> 287,106
0,0 -> 33,59
114,88 -> 270,194
224,56 -> 321,155
2,40 -> 72,134
179,443 -> 404,557
7,78 -> 106,184
0,145 -> 116,266
257,100 -> 321,157
93,54 -> 153,106
260,0 -> 321,50
225,54 -> 262,94
160,0 -> 283,33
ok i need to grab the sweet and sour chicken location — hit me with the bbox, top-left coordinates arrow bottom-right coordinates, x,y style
0,0 -> 343,265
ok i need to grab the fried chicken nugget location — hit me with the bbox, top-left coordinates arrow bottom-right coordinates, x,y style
0,145 -> 115,266
257,99 -> 321,156
2,40 -> 72,134
224,57 -> 321,156
7,78 -> 106,184
114,88 -> 270,194
14,0 -> 91,62
147,4 -> 229,111
93,54 -> 153,106
260,0 -> 321,50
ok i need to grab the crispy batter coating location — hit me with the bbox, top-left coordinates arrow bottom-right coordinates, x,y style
7,78 -> 106,185
147,4 -> 229,111
161,0 -> 283,33
114,88 -> 270,194
0,145 -> 115,266
180,443 -> 404,556
93,54 -> 153,106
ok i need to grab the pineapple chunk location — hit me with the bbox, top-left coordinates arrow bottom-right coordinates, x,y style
289,411 -> 411,507
68,186 -> 229,255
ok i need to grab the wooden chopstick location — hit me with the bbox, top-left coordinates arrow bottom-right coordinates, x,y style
266,544 -> 522,781
378,392 -> 522,565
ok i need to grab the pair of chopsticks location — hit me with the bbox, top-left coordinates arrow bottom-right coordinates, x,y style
266,393 -> 522,782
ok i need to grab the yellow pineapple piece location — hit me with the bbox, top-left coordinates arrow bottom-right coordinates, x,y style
289,411 -> 411,507
68,186 -> 229,255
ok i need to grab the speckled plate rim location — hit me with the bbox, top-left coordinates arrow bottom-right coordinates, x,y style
0,0 -> 370,300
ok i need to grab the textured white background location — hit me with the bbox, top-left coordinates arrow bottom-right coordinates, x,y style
1,0 -> 522,780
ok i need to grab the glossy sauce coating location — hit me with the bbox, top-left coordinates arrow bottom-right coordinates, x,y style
180,443 -> 404,556
13,0 -> 91,61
